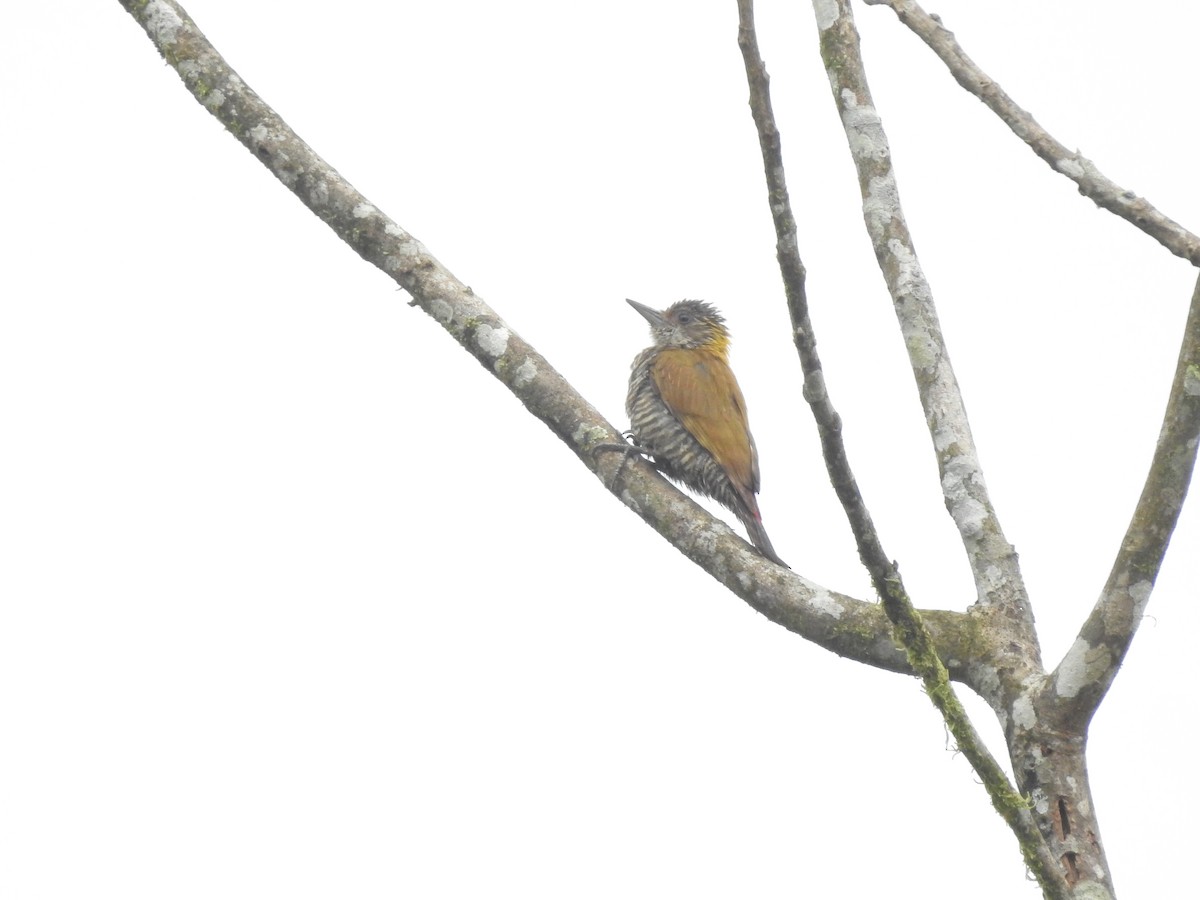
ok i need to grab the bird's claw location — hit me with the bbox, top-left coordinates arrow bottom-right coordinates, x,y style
593,433 -> 652,489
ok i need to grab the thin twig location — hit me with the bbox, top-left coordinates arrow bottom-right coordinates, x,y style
865,0 -> 1200,265
735,0 -> 891,590
1048,273 -> 1200,731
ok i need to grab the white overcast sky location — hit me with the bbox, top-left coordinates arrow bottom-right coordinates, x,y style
3,2 -> 1198,897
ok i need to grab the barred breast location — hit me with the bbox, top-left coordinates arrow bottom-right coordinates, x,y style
626,348 -> 744,514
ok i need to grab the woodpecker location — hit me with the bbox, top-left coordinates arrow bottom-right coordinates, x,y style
624,299 -> 786,566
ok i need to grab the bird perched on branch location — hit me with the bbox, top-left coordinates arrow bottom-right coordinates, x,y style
623,299 -> 786,566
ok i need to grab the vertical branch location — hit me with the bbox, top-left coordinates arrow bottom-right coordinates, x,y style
814,0 -> 1037,653
736,4 -> 1067,896
735,0 -> 890,588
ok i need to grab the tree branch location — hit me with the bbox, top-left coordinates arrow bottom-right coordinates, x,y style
865,0 -> 1200,266
736,0 -> 890,591
1047,272 -> 1200,731
115,0 -> 971,680
739,3 -> 1066,895
814,1 -> 1036,653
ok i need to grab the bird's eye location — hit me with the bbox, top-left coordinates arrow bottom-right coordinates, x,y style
677,313 -> 692,324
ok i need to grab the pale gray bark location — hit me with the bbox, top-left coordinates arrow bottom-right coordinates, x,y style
118,2 -> 1200,899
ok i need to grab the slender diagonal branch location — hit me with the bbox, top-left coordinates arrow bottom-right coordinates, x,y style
738,4 -> 1066,896
865,0 -> 1200,265
735,0 -> 889,590
1046,273 -> 1200,731
815,2 -> 1036,655
116,0 -> 975,678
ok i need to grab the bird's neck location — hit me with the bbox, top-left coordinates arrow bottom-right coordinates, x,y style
696,331 -> 731,359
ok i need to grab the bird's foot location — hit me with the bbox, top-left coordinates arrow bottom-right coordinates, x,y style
592,432 -> 653,489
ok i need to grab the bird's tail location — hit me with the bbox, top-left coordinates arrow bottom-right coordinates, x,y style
730,487 -> 788,567
744,514 -> 788,568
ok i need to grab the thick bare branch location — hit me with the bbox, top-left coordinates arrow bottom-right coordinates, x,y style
814,1 -> 1036,647
115,0 -> 973,678
1046,273 -> 1200,731
865,0 -> 1200,266
739,3 -> 1065,895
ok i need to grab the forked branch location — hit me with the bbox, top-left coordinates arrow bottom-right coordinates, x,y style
866,0 -> 1200,756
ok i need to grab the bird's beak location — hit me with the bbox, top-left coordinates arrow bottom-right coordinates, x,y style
626,298 -> 665,328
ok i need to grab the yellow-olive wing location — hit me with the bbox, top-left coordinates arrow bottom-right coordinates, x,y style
651,348 -> 761,496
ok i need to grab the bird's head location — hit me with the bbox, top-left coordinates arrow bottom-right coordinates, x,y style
627,299 -> 730,353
